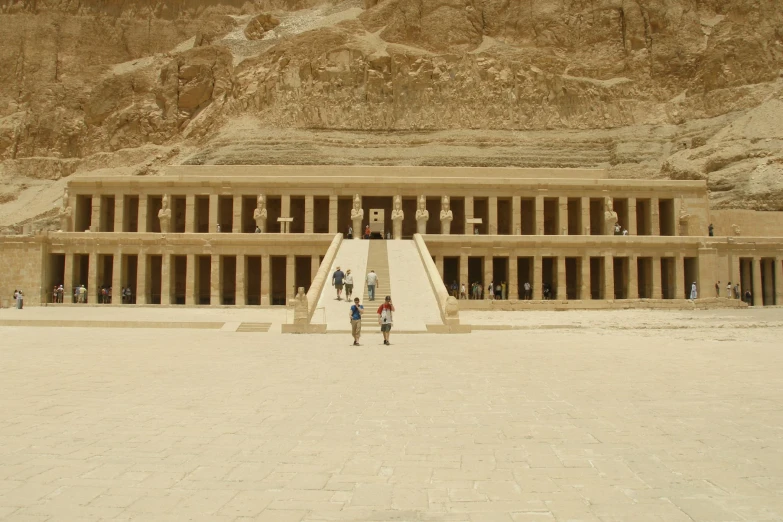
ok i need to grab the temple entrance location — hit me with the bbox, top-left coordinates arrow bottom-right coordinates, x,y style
613,257 -> 629,299
172,196 -> 186,233
295,256 -> 312,293
123,196 -> 139,232
520,198 -> 535,235
443,257 -> 459,293
637,257 -> 653,298
123,254 -> 138,303
218,196 -> 233,232
636,199 -> 652,235
270,256 -> 287,305
196,255 -> 211,304
517,257 -> 533,299
497,198 -> 511,235
75,195 -> 92,232
313,197 -> 330,233
100,196 -> 115,232
590,198 -> 604,235
614,198 -> 629,232
149,255 -> 162,304
684,257 -> 698,299
661,257 -> 675,299
567,199 -> 582,235
565,257 -> 579,299
492,257 -> 508,299
473,198 -> 488,235
267,196 -> 282,233
73,254 -> 89,295
590,257 -> 604,299
246,256 -> 261,305
337,196 -> 353,236
98,255 -> 113,301
363,196 -> 393,237
468,257 -> 484,294
241,196 -> 256,232
147,196 -> 162,233
659,199 -> 675,236
290,196 -> 305,234
543,198 -> 558,235
47,254 -> 65,302
222,256 -> 237,304
762,258 -> 776,305
450,197 -> 465,235
542,257 -> 556,298
195,196 -> 209,232
173,255 -> 187,304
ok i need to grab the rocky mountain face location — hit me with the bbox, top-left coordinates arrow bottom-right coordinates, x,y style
1,0 -> 782,229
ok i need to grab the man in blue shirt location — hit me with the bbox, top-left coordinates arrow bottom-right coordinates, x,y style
332,266 -> 345,300
349,297 -> 364,346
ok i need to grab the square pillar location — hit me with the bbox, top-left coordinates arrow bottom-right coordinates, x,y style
652,256 -> 662,299
436,256 -> 445,279
136,253 -> 148,305
138,196 -> 148,233
776,257 -> 783,305
209,195 -> 218,233
628,197 -> 637,235
512,197 -> 521,235
651,197 -> 660,236
111,253 -> 122,305
305,196 -> 314,234
509,255 -> 519,299
580,256 -> 590,300
581,196 -> 590,235
186,254 -> 196,305
533,255 -> 542,300
535,196 -> 544,235
465,196 -> 474,235
558,197 -> 568,236
628,255 -> 638,299
459,253 -> 468,290
91,198 -> 102,232
185,195 -> 196,233
604,255 -> 615,300
698,247 -> 717,301
232,195 -> 242,233
328,195 -> 338,234
286,255 -> 295,303
211,254 -> 221,306
484,255 -> 493,299
87,252 -> 98,303
281,195 -> 291,234
114,194 -> 124,233
237,255 -> 247,307
674,254 -> 684,299
556,256 -> 566,299
261,254 -> 271,305
752,258 -> 763,306
488,197 -> 498,235
161,254 -> 171,305
64,253 -> 74,303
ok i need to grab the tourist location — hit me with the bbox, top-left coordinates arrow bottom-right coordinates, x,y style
364,224 -> 371,239
690,282 -> 697,300
708,223 -> 714,236
501,281 -> 507,300
216,223 -> 221,233
450,280 -> 458,297
727,281 -> 732,299
16,290 -> 23,309
344,269 -> 354,299
332,266 -> 345,300
377,296 -> 395,345
614,223 -> 621,235
366,270 -> 378,301
487,281 -> 494,300
255,226 -> 261,233
734,283 -> 740,299
349,297 -> 364,346
495,282 -> 502,300
524,281 -> 531,300
79,284 -> 87,303
622,228 -> 628,236
13,290 -> 18,303
474,227 -> 479,235
52,286 -> 58,304
478,282 -> 483,299
715,281 -> 720,298
125,286 -> 132,304
58,285 -> 63,303
108,286 -> 112,303
744,289 -> 752,304
460,283 -> 466,300
347,225 -> 353,239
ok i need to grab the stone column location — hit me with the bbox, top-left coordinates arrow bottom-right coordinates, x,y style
281,195 -> 291,234
581,196 -> 590,235
556,256 -> 566,299
211,254 -> 221,306
533,255 -> 543,300
186,195 -> 196,233
628,197 -> 637,235
628,255 -> 638,299
535,196 -> 544,235
652,256 -> 663,299
776,257 -> 783,306
114,194 -> 124,233
111,253 -> 122,305
328,195 -> 338,234
186,254 -> 196,305
509,255 -> 519,299
752,258 -> 763,306
305,196 -> 314,234
64,253 -> 74,303
763,259 -> 775,304
512,197 -> 521,235
484,255 -> 493,299
209,195 -> 219,233
604,255 -> 615,300
87,252 -> 98,303
558,197 -> 568,235
90,197 -> 102,232
233,195 -> 242,233
138,196 -> 148,233
136,253 -> 148,305
488,197 -> 498,235
580,256 -> 590,300
161,254 -> 171,305
651,197 -> 660,236
459,253 -> 469,290
435,256 -> 444,279
464,196 -> 474,235
286,255 -> 295,303
261,254 -> 270,305
236,255 -> 247,306
675,254 -> 685,299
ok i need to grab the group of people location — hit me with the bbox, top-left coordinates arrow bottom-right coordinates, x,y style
613,223 -> 629,236
450,280 -> 536,300
332,266 -> 394,346
11,289 -> 24,309
46,285 -> 135,304
714,280 -> 752,303
347,225 -> 388,240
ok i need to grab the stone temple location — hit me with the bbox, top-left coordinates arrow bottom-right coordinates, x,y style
1,165 -> 782,330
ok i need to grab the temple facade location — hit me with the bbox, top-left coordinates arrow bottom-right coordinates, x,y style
2,165 -> 782,308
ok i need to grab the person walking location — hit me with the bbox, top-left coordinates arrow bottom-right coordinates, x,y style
377,296 -> 395,345
344,269 -> 354,299
366,270 -> 379,301
524,281 -> 531,300
16,290 -> 23,309
715,281 -> 720,297
690,282 -> 698,300
726,281 -> 732,299
332,266 -> 345,300
349,297 -> 364,345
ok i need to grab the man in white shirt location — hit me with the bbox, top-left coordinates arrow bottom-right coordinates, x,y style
366,270 -> 379,301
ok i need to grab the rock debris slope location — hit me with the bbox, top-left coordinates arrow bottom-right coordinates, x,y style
1,0 -> 782,229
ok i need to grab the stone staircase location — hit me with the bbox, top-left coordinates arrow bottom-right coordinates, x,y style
363,240 -> 391,303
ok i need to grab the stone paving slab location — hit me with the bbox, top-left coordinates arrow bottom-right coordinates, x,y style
0,309 -> 782,521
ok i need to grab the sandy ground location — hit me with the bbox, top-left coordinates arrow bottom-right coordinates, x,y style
1,308 -> 782,521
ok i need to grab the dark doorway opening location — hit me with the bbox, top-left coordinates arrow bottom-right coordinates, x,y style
271,256 -> 287,305
246,256 -> 262,305
443,257 -> 459,295
613,257 -> 628,299
497,198 -> 511,235
661,257 -> 675,299
543,198 -> 558,235
173,255 -> 187,305
566,257 -> 579,299
314,197 -> 330,233
149,255 -> 162,304
637,257 -> 653,298
473,198 -> 488,235
295,256 -> 312,293
290,196 -> 306,234
542,257 -> 556,299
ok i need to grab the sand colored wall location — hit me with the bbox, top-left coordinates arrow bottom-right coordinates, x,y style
0,237 -> 44,307
711,210 -> 783,237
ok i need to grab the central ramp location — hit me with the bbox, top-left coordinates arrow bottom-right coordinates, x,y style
315,239 -> 369,331
386,240 -> 442,331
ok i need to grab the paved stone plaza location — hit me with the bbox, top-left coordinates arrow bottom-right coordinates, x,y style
1,308 -> 783,521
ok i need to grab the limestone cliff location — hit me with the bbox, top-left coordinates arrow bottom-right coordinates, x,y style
1,0 -> 782,229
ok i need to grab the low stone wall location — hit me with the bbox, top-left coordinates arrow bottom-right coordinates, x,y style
413,233 -> 459,325
458,298 -> 748,311
711,210 -> 783,237
307,233 -> 342,321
